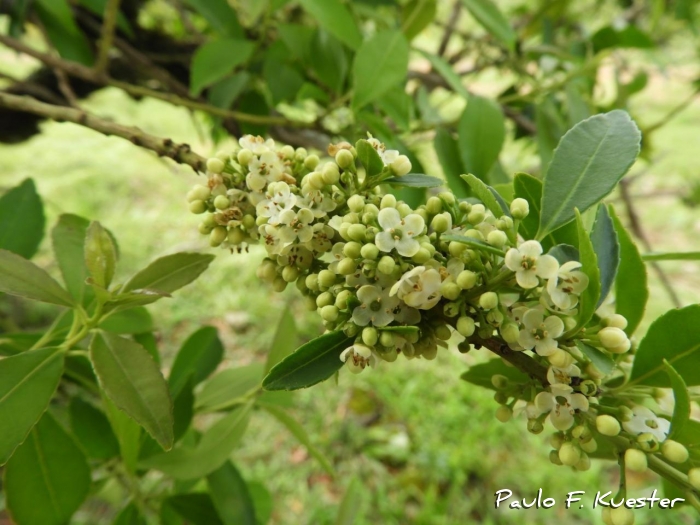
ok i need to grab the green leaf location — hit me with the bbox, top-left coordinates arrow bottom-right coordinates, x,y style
182,0 -> 242,37
460,358 -> 530,392
69,398 -> 120,460
356,139 -> 385,177
134,331 -> 160,364
90,331 -> 173,450
266,309 -> 298,374
538,110 -> 641,238
113,502 -> 147,525
123,252 -> 215,297
85,221 -> 117,289
263,331 -> 353,391
609,205 -> 648,335
641,252 -> 700,261
262,42 -> 305,104
513,173 -> 543,242
0,347 -> 64,465
458,96 -> 505,182
77,0 -> 134,37
440,234 -> 505,256
401,0 -> 437,40
335,477 -> 364,525
52,214 -> 92,304
196,364 -> 264,412
576,341 -> 614,376
664,361 -> 691,440
629,305 -> 700,387
168,326 -> 224,397
590,205 -> 619,308
352,30 -> 409,110
207,462 -> 257,525
191,39 -> 256,96
434,128 -> 469,198
4,411 -> 90,525
0,179 -> 44,259
208,72 -> 251,109
378,86 -> 413,132
172,379 -> 195,443
571,210 -> 601,331
311,29 -> 348,94
419,51 -> 470,99
102,396 -> 141,473
248,482 -> 273,525
298,0 -> 362,50
140,403 -> 252,479
100,306 -> 153,334
259,402 -> 333,474
34,0 -> 92,65
0,249 -> 74,307
164,494 -> 224,525
383,174 -> 443,188
459,0 -> 516,51
548,244 -> 579,264
460,174 -> 508,217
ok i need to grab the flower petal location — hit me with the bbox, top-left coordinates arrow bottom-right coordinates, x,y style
517,269 -> 539,289
544,315 -> 565,338
519,240 -> 543,258
536,254 -> 559,279
378,207 -> 401,230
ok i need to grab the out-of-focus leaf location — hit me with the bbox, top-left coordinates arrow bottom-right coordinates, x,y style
112,502 -> 147,525
207,462 -> 257,525
0,179 -> 44,259
591,25 -> 654,53
641,252 -> 700,261
590,205 -> 619,307
122,252 -> 215,297
401,0 -> 437,40
164,493 -> 224,525
311,29 -> 348,94
298,0 -> 362,50
169,326 -> 224,397
419,51 -> 470,99
69,398 -> 120,460
209,72 -> 251,109
35,0 -> 92,65
352,30 -> 409,109
334,477 -> 364,525
459,0 -> 516,50
99,306 -> 153,334
378,86 -> 412,131
182,0 -> 243,37
266,309 -> 297,373
383,174 -> 443,188
0,249 -> 74,307
460,358 -> 530,391
52,214 -> 92,304
196,364 -> 264,412
191,39 -> 255,96
103,396 -> 141,472
664,361 -> 691,440
434,128 -> 468,198
458,96 -> 505,182
77,0 -> 134,37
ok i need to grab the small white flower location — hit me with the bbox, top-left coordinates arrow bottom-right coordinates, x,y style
239,135 -> 276,155
513,400 -> 540,419
518,308 -> 564,356
246,151 -> 286,191
328,242 -> 346,273
546,363 -> 581,385
547,261 -> 589,310
535,383 -> 589,430
298,188 -> 337,218
256,182 -> 296,225
277,208 -> 314,244
390,266 -> 442,310
505,240 -> 559,289
352,285 -> 398,327
304,223 -> 334,253
375,208 -> 425,257
340,344 -> 376,374
622,405 -> 670,442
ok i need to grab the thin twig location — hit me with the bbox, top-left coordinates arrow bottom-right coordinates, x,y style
437,1 -> 461,57
0,92 -> 206,172
472,336 -> 549,387
32,16 -> 79,106
645,86 -> 700,135
95,0 -> 122,74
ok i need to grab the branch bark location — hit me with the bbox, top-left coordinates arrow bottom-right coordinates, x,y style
472,336 -> 549,387
96,0 -> 121,73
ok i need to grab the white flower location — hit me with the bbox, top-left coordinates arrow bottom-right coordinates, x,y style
535,384 -> 589,430
277,208 -> 314,244
366,137 -> 398,165
239,135 -> 276,155
305,223 -> 334,253
340,344 -> 376,374
547,261 -> 589,310
547,363 -> 581,385
505,240 -> 559,289
328,242 -> 346,273
256,182 -> 296,225
622,405 -> 670,442
518,308 -> 564,356
298,188 -> 337,218
352,285 -> 398,327
513,400 -> 540,419
246,151 -> 286,191
390,266 -> 442,310
375,208 -> 425,257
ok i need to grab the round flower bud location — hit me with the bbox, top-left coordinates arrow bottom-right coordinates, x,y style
444,302 -> 460,318
527,419 -> 544,434
495,405 -> 512,423
335,290 -> 352,310
304,154 -> 320,170
276,145 -> 293,159
294,147 -> 308,160
188,184 -> 211,202
491,374 -> 509,389
320,305 -> 339,322
688,468 -> 700,490
337,258 -> 357,275
316,292 -> 334,308
282,265 -> 299,283
227,228 -> 245,245
189,200 -> 207,214
661,440 -> 689,463
494,391 -> 508,404
209,226 -> 227,247
456,316 -> 475,337
441,282 -> 461,301
379,331 -> 394,348
606,314 -> 628,330
304,296 -> 317,311
214,195 -> 230,210
479,292 -> 498,310
500,323 -> 520,345
464,228 -> 484,241
625,448 -> 647,473
580,438 -> 598,453
380,194 -> 397,209
347,224 -> 366,242
575,453 -> 591,471
377,256 -> 395,275
563,316 -> 577,331
431,213 -> 451,233
335,149 -> 355,169
599,327 -> 629,350
307,172 -> 325,190
487,230 -> 507,248
605,506 -> 634,525
549,450 -> 563,465
206,157 -> 225,174
396,203 -> 412,218
637,432 -> 659,453
347,195 -> 365,213
410,249 -> 430,265
510,198 -> 530,219
426,196 -> 443,215
448,241 -> 467,257
459,201 -> 472,213
343,242 -> 362,259
457,270 -> 477,289
198,222 -> 213,235
422,344 -> 438,360
438,192 -> 455,206
318,270 -> 336,289
558,442 -> 581,466
596,415 -> 621,436
390,155 -> 412,176
272,277 -> 288,293
361,327 -> 378,347
305,273 -> 319,291
237,149 -> 253,166
608,340 -> 631,354
579,380 -> 598,397
467,204 -> 486,225
550,433 -> 565,449
320,163 -> 339,186
548,348 -> 574,368
360,243 -> 379,260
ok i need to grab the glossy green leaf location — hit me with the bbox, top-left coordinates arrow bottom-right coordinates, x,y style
182,0 -> 242,37
164,493 -> 224,525
352,30 -> 409,109
664,361 -> 690,440
458,96 -> 505,182
191,39 -> 255,96
100,306 -> 153,334
113,502 -> 147,525
196,363 -> 264,412
168,326 -> 224,397
629,305 -> 700,387
85,221 -> 117,289
460,174 -> 508,217
576,341 -> 614,376
207,462 -> 257,525
378,87 -> 413,132
35,0 -> 92,65
90,331 -> 173,450
311,29 -> 348,94
133,331 -> 160,363
419,51 -> 470,100
102,396 -> 141,472
590,205 -> 619,307
262,331 -> 353,391
460,358 -> 530,392
298,0 -> 362,50
572,210 -> 601,331
123,252 -> 215,297
641,252 -> 700,261
434,128 -> 469,198
460,0 -> 516,50
0,249 -> 74,307
52,214 -> 92,304
356,139 -> 385,177
0,347 -> 64,465
441,234 -> 505,256
383,174 -> 443,188
260,402 -> 333,474
538,111 -> 641,238
548,244 -> 579,264
172,379 -> 195,443
266,309 -> 298,374
401,0 -> 437,40
335,477 -> 363,525
5,411 -> 90,525
0,179 -> 44,259
609,206 -> 648,335
69,398 -> 120,460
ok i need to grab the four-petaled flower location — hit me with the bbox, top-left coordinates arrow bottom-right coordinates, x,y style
518,308 -> 564,356
375,208 -> 425,257
277,208 -> 314,244
535,383 -> 589,430
504,240 -> 559,289
547,261 -> 589,310
622,405 -> 670,442
340,344 -> 376,374
390,266 -> 442,310
352,285 -> 399,326
256,182 -> 296,225
247,151 -> 286,191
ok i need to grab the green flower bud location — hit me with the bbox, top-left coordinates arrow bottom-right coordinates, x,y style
494,391 -> 508,404
198,222 -> 213,235
688,468 -> 700,490
606,314 -> 628,330
459,201 -> 472,213
422,343 -> 438,360
207,157 -> 225,174
347,223 -> 367,242
558,442 -> 581,466
440,281 -> 461,301
578,380 -> 598,397
305,273 -> 319,291
187,184 -> 211,202
479,292 -> 498,310
575,453 -> 591,471
214,195 -> 230,210
500,323 -> 520,344
606,507 -> 634,525
509,198 -> 529,219
444,302 -> 460,317
318,269 -> 336,289
390,155 -> 411,176
347,195 -> 365,213
397,203 -> 412,217
619,406 -> 633,422
491,374 -> 509,389
438,192 -> 455,206
209,226 -> 227,247
527,419 -> 544,434
495,405 -> 512,423
258,260 -> 277,281
662,439 -> 689,463
320,163 -> 339,186
337,258 -> 357,275
435,324 -> 451,341
294,147 -> 308,161
360,243 -> 379,260
380,194 -> 397,209
377,256 -> 396,274
580,438 -> 597,453
344,324 -> 359,338
379,331 -> 395,348
411,248 -> 431,264
343,241 -> 362,259
282,265 -> 299,282
304,296 -> 318,311
599,327 -> 629,350
320,305 -> 339,322
456,316 -> 475,337
335,290 -> 352,309
457,341 -> 471,353
563,316 -> 577,331
431,212 -> 451,233
237,148 -> 253,166
625,448 -> 647,472
361,327 -> 378,346
549,450 -> 563,465
308,172 -> 325,190
487,230 -> 507,248
426,196 -> 443,215
637,432 -> 659,452
596,415 -> 621,436
464,228 -> 484,241
304,154 -> 320,170
189,200 -> 207,214
449,241 -> 468,257
272,277 -> 288,293
316,292 -> 334,308
550,433 -> 565,449
467,205 -> 486,224
277,145 -> 294,159
296,275 -> 308,293
335,149 -> 355,169
227,228 -> 245,245
548,348 -> 574,368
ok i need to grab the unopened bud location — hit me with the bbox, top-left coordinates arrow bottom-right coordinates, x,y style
599,327 -> 629,350
479,292 -> 498,310
189,200 -> 207,214
457,270 -> 477,289
510,198 -> 529,219
625,448 -> 647,472
661,440 -> 689,463
390,155 -> 412,176
487,230 -> 507,248
596,415 -> 621,436
377,256 -> 395,274
495,405 -> 512,423
207,157 -> 225,174
456,316 -> 475,337
558,442 -> 580,466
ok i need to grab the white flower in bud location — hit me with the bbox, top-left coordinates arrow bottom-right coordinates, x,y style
487,230 -> 507,248
495,405 -> 512,422
509,198 -> 529,219
335,149 -> 354,169
456,316 -> 475,337
189,200 -> 207,214
207,157 -> 225,174
390,155 -> 412,176
380,194 -> 397,209
390,266 -> 442,310
375,208 -> 425,257
188,184 -> 211,202
430,212 -> 452,233
239,135 -> 275,154
558,442 -> 581,466
456,270 -> 477,289
596,414 -> 621,436
547,348 -> 574,368
688,468 -> 700,490
518,309 -> 564,356
479,292 -> 499,310
535,383 -> 589,430
340,344 -> 376,374
505,240 -> 559,289
599,327 -> 630,352
546,261 -> 589,310
352,285 -> 399,327
621,405 -> 669,442
603,506 -> 635,525
606,314 -> 628,330
625,448 -> 647,472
